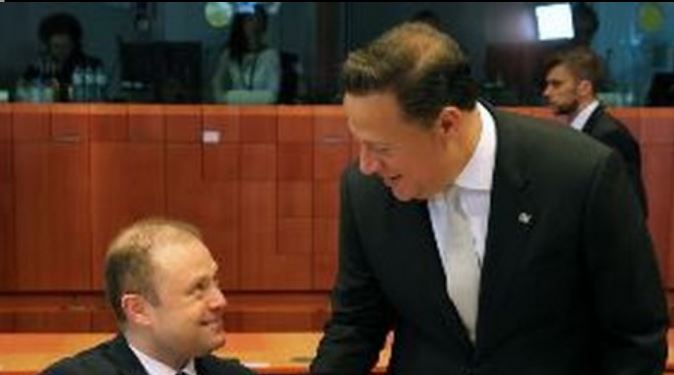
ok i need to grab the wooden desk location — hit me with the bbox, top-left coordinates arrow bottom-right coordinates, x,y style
0,332 -> 389,375
2,331 -> 674,374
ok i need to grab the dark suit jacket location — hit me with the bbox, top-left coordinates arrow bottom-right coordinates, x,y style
41,334 -> 255,375
311,108 -> 668,375
583,105 -> 648,216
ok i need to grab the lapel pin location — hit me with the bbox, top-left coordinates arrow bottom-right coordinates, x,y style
518,212 -> 532,225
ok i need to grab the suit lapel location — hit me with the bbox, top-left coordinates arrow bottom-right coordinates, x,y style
581,104 -> 604,135
106,334 -> 150,375
387,194 -> 474,348
477,110 -> 534,345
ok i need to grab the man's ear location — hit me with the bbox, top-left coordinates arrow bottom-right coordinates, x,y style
577,79 -> 594,98
436,106 -> 463,137
121,293 -> 152,326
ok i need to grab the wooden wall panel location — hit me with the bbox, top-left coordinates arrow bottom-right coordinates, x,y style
165,105 -> 201,143
4,105 -> 674,333
640,109 -> 674,288
0,105 -> 13,292
0,312 -> 13,332
90,105 -> 166,289
12,105 -> 91,291
313,106 -> 350,289
240,106 -> 277,143
167,145 -> 241,289
14,311 -> 91,332
202,105 -> 241,143
166,105 -> 241,290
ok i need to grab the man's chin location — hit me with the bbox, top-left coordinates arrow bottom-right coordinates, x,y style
206,332 -> 227,352
391,186 -> 415,202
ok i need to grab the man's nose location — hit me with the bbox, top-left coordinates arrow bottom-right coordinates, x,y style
210,286 -> 227,309
359,145 -> 380,175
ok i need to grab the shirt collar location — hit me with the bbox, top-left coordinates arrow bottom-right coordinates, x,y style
128,342 -> 197,375
570,99 -> 600,131
453,102 -> 497,192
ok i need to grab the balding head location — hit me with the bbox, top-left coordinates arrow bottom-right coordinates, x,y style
104,218 -> 202,324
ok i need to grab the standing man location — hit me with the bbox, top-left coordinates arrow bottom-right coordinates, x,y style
543,46 -> 647,216
43,218 -> 255,375
311,23 -> 667,374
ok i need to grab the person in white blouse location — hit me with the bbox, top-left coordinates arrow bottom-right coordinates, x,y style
211,4 -> 280,105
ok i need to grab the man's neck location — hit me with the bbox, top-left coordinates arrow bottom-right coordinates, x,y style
568,98 -> 600,132
567,98 -> 595,124
125,331 -> 189,371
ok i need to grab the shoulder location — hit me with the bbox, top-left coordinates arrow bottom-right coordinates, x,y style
590,109 -> 638,144
258,48 -> 280,62
198,355 -> 257,375
493,108 -> 614,182
498,108 -> 609,152
41,340 -> 117,375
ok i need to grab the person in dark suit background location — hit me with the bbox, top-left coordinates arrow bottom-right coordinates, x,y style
543,46 -> 648,217
310,22 -> 667,374
42,218 -> 254,375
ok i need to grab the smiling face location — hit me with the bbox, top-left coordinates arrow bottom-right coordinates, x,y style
143,238 -> 227,362
344,91 -> 466,201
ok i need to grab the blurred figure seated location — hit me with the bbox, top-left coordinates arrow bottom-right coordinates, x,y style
19,12 -> 102,102
211,3 -> 280,104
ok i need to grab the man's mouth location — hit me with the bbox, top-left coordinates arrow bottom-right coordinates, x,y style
201,318 -> 223,331
384,175 -> 402,186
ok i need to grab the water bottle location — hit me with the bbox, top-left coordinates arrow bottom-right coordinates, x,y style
29,62 -> 44,103
41,60 -> 55,103
94,66 -> 107,102
84,65 -> 95,102
72,66 -> 85,102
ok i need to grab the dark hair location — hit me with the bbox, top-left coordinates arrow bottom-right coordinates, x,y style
572,2 -> 599,46
228,4 -> 268,65
544,46 -> 603,90
105,218 -> 202,324
38,13 -> 83,50
410,10 -> 445,32
342,22 -> 478,127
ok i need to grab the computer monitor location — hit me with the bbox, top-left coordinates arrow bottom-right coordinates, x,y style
535,3 -> 575,41
120,41 -> 201,103
647,73 -> 674,106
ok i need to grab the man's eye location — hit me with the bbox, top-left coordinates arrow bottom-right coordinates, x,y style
373,146 -> 391,154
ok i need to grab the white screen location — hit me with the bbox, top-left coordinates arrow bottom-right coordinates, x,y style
535,3 -> 575,41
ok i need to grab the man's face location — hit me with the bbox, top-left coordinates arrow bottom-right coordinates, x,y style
543,64 -> 581,115
145,240 -> 227,359
48,34 -> 75,64
344,91 -> 457,202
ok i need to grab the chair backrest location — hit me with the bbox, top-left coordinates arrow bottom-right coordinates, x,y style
278,51 -> 299,104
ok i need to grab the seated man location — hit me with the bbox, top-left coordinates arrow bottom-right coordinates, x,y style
42,218 -> 255,375
20,12 -> 103,102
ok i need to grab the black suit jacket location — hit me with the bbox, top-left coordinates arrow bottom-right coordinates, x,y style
583,105 -> 648,216
41,334 -> 255,375
311,108 -> 668,375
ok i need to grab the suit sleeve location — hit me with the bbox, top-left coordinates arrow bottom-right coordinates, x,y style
583,150 -> 668,375
600,129 -> 648,218
310,167 -> 394,375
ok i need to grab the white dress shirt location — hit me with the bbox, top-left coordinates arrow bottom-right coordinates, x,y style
428,102 -> 497,288
570,99 -> 600,131
128,342 -> 197,375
